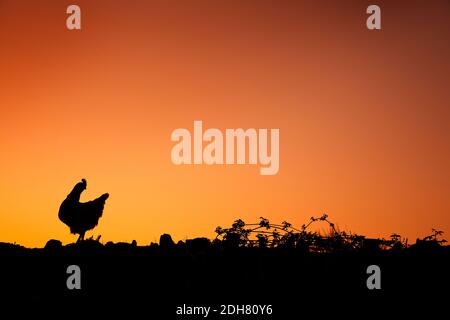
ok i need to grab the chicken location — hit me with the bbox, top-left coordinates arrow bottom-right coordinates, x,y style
58,179 -> 109,242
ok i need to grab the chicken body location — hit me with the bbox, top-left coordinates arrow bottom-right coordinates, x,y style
59,179 -> 109,242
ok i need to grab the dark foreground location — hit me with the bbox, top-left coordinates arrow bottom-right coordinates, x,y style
0,239 -> 449,317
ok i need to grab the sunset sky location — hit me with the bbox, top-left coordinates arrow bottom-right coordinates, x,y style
0,0 -> 449,247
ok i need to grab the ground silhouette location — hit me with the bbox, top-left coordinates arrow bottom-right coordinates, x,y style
0,216 -> 449,316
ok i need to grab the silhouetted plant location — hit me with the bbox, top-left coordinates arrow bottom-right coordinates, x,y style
215,214 -> 446,252
422,229 -> 447,245
215,214 -> 365,252
382,233 -> 407,250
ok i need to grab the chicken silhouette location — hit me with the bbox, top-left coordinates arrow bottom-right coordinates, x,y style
58,179 -> 109,242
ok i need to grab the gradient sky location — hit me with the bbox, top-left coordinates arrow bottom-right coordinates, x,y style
0,0 -> 449,247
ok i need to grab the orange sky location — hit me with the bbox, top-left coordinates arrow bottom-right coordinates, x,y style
0,1 -> 449,247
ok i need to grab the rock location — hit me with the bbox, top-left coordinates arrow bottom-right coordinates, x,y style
44,239 -> 62,250
186,237 -> 210,251
159,234 -> 175,249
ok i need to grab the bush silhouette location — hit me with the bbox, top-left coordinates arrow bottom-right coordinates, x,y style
214,214 -> 447,253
